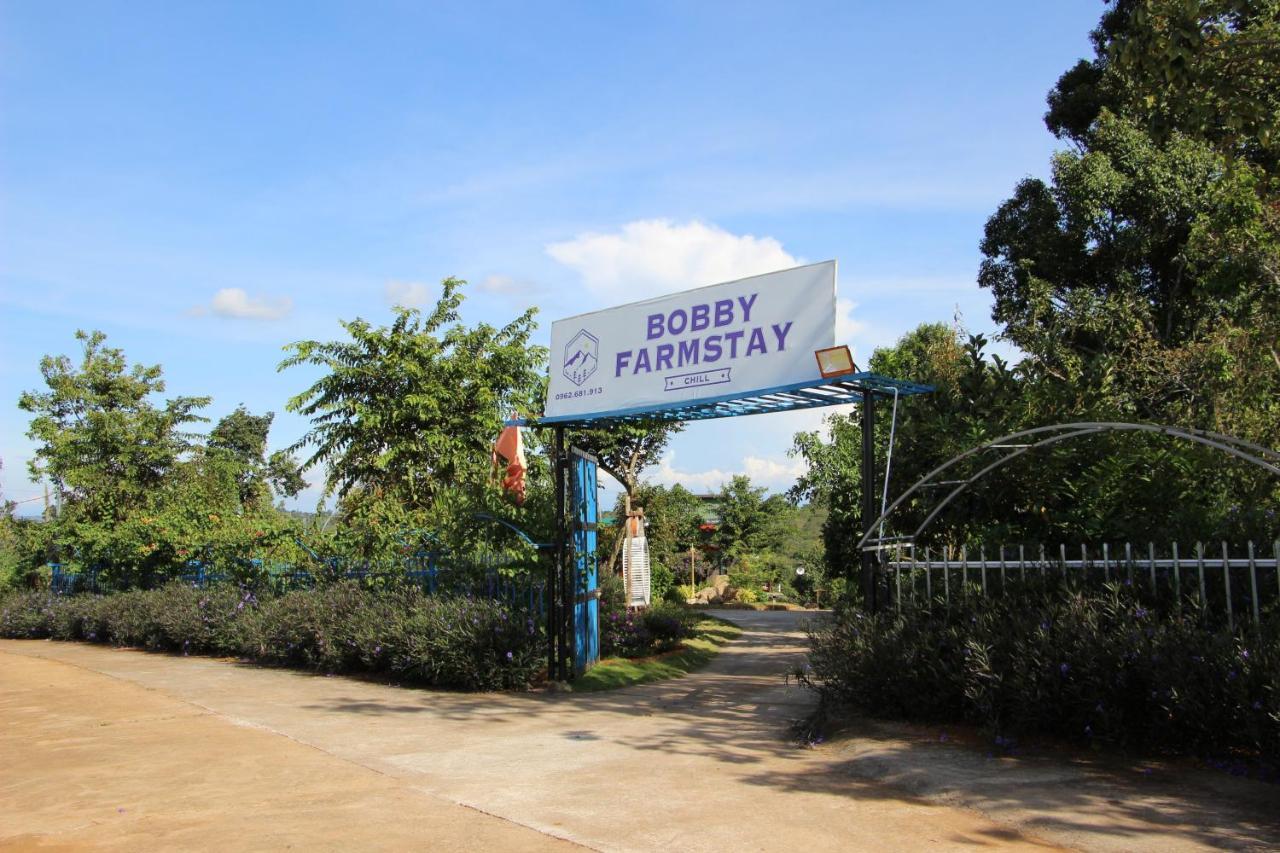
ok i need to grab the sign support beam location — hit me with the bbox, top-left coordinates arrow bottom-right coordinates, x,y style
861,389 -> 878,611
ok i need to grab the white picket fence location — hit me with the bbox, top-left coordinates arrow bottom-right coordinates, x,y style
883,541 -> 1280,628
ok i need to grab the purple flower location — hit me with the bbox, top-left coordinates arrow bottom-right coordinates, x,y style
506,651 -> 513,660
1059,662 -> 1070,676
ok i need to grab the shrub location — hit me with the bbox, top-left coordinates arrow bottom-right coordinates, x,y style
0,591 -> 59,638
807,583 -> 1280,761
662,584 -> 688,605
642,603 -> 696,650
601,609 -> 652,658
0,582 -> 545,690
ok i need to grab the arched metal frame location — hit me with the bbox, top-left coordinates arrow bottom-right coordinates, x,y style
858,422 -> 1280,552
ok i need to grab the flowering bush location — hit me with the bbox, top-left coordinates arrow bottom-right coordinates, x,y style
807,584 -> 1280,761
642,603 -> 696,651
599,595 -> 695,658
0,582 -> 544,690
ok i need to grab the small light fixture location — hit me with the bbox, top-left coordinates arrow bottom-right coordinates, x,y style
815,345 -> 856,378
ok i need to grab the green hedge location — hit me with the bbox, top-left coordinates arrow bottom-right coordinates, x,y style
0,582 -> 543,691
807,584 -> 1280,762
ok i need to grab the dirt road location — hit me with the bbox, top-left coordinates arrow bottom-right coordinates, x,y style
2,610 -> 1275,851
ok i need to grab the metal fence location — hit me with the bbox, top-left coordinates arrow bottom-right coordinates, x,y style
882,541 -> 1280,628
47,551 -> 548,616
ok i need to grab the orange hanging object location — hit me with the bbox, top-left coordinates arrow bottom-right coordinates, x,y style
492,425 -> 527,506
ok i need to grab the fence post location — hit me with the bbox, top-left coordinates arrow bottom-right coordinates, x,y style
1081,543 -> 1089,587
1247,541 -> 1259,628
944,545 -> 951,605
895,559 -> 902,613
980,546 -> 987,597
1019,544 -> 1026,583
961,545 -> 968,592
1172,541 -> 1181,608
1060,544 -> 1068,585
1102,542 -> 1110,583
1196,542 -> 1207,621
1147,542 -> 1156,596
999,545 -> 1007,594
925,546 -> 932,606
1222,541 -> 1234,631
1125,542 -> 1133,585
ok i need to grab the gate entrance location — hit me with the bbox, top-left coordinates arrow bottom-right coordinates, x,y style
519,262 -> 932,681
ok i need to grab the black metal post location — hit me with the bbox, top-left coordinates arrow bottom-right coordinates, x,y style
551,425 -> 566,681
860,389 -> 877,611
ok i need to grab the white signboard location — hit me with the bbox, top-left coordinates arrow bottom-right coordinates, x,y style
545,261 -> 836,420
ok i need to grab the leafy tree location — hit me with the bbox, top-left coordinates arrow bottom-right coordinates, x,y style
976,0 -> 1280,543
19,330 -> 210,526
792,324 -> 1025,575
280,279 -> 556,561
602,482 -> 705,599
571,420 -> 682,509
711,475 -> 774,563
1046,1 -> 1280,168
574,419 -> 684,572
209,406 -> 307,508
280,278 -> 547,510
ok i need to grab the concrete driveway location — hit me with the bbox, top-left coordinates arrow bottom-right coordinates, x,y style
2,609 -> 1276,851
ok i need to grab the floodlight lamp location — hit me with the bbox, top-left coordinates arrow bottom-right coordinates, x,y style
815,345 -> 856,378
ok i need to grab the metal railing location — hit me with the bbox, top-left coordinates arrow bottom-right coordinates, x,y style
882,541 -> 1280,628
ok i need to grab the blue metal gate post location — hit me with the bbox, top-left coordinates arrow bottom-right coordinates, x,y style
570,448 -> 600,676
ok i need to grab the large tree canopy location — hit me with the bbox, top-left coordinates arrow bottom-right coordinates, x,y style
19,330 -> 210,524
790,0 -> 1280,575
280,278 -> 547,509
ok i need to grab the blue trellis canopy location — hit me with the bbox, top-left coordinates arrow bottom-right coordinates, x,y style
508,372 -> 932,429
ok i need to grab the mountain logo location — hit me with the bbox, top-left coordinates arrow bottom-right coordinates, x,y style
563,329 -> 599,386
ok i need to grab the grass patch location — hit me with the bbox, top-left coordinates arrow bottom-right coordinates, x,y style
573,615 -> 741,692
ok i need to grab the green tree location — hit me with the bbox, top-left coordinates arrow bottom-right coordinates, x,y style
603,482 -> 705,599
280,278 -> 547,509
978,0 -> 1280,542
19,330 -> 210,526
712,475 -> 771,562
574,419 -> 684,572
209,406 -> 307,509
1046,1 -> 1280,168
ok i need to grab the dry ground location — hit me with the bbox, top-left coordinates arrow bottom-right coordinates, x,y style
2,610 -> 1276,851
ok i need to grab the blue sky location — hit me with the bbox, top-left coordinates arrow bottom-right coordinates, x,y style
0,1 -> 1102,513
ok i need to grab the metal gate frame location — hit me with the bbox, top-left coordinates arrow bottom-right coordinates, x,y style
549,429 -> 600,681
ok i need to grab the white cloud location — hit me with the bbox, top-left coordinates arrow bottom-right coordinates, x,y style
192,288 -> 293,321
650,450 -> 807,495
384,280 -> 433,308
477,274 -> 522,294
546,219 -> 803,303
835,297 -> 865,350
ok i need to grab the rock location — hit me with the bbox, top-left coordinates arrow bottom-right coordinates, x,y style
695,587 -> 722,605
